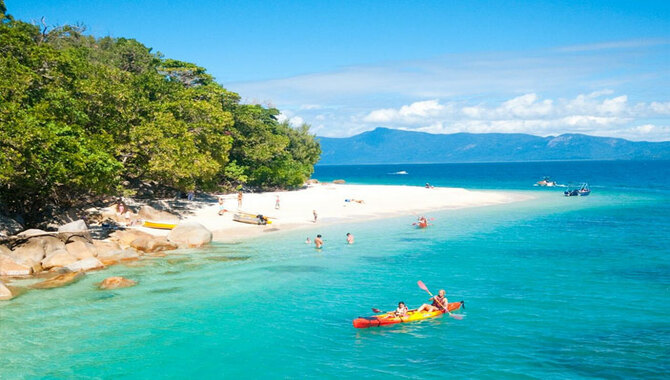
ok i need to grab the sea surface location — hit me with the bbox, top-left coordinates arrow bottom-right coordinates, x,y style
1,161 -> 669,379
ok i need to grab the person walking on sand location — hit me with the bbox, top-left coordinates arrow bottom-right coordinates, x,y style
346,233 -> 354,244
313,210 -> 318,223
237,191 -> 243,209
275,195 -> 280,210
314,234 -> 323,249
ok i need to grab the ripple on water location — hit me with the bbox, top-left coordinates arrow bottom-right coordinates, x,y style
264,265 -> 326,273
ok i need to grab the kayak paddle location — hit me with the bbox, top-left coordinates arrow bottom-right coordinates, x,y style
417,280 -> 463,320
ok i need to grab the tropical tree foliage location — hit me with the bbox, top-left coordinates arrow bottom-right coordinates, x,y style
0,2 -> 320,223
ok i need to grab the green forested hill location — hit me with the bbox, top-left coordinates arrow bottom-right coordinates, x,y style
0,2 -> 320,222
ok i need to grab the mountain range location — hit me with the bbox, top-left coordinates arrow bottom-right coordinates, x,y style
317,128 -> 670,165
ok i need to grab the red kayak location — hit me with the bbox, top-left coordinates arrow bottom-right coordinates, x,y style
353,301 -> 464,328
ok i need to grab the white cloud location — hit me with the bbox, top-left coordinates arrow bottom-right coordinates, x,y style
228,39 -> 669,141
363,99 -> 445,123
359,91 -> 669,140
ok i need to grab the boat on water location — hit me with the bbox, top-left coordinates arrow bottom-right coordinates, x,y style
143,221 -> 178,230
353,301 -> 464,328
232,212 -> 272,225
390,170 -> 408,175
564,183 -> 591,197
535,176 -> 557,187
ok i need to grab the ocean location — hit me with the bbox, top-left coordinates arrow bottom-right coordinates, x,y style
1,161 -> 668,379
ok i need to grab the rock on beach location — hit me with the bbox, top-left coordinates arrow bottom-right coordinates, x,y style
0,281 -> 14,300
64,257 -> 105,272
0,254 -> 32,276
41,249 -> 78,270
167,222 -> 212,248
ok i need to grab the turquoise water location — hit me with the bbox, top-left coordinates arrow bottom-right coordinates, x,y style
1,161 -> 669,379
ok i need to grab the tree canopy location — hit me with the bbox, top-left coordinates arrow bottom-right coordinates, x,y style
0,2 -> 320,224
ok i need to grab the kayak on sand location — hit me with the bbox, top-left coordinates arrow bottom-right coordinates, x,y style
353,301 -> 464,328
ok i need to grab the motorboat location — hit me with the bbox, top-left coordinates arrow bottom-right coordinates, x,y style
564,183 -> 590,197
535,176 -> 557,187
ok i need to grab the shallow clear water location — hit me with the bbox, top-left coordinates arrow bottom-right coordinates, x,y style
1,161 -> 669,379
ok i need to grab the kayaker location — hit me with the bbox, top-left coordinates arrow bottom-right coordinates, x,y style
394,302 -> 408,316
416,289 -> 448,313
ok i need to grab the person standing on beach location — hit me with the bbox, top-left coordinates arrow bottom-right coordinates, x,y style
314,234 -> 323,249
275,195 -> 280,210
346,233 -> 354,244
187,189 -> 195,201
237,191 -> 243,209
218,197 -> 226,215
313,210 -> 318,223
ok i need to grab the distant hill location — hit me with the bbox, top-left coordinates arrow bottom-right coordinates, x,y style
317,128 -> 670,165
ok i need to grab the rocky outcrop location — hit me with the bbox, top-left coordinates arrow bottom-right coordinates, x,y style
0,281 -> 13,300
167,222 -> 212,248
333,179 -> 346,184
65,241 -> 97,260
31,271 -> 85,289
130,236 -> 177,253
137,205 -> 179,222
64,257 -> 104,272
96,248 -> 140,265
0,254 -> 32,276
99,276 -> 137,290
57,219 -> 90,241
110,230 -> 155,248
11,239 -> 46,267
92,240 -> 121,256
41,249 -> 78,270
0,215 -> 23,238
16,229 -> 48,238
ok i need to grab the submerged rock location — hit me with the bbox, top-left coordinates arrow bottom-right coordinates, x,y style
99,276 -> 137,290
167,222 -> 212,248
64,257 -> 104,272
31,271 -> 85,289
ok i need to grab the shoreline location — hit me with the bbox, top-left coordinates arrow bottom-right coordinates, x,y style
176,184 -> 534,243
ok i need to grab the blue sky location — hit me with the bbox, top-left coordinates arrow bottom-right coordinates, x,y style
6,0 -> 670,140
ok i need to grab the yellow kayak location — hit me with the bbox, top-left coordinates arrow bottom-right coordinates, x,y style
353,301 -> 464,328
143,221 -> 177,230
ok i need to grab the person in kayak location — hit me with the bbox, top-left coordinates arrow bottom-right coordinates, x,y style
394,302 -> 408,316
416,289 -> 448,313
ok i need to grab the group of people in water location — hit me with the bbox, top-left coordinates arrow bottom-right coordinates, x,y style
305,232 -> 354,248
392,289 -> 449,316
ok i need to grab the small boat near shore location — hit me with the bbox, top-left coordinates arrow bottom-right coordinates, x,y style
353,301 -> 464,328
535,176 -> 557,187
143,221 -> 178,230
233,212 -> 272,225
564,183 -> 591,197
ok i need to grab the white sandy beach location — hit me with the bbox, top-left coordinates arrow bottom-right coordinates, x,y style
154,184 -> 532,242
